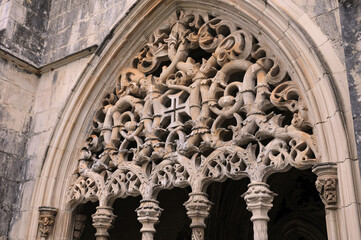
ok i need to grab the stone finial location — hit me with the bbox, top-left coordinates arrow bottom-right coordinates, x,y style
313,163 -> 338,209
38,206 -> 58,239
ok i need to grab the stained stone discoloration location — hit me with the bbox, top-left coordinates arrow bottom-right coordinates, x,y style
0,0 -> 50,65
339,0 -> 361,170
0,58 -> 37,240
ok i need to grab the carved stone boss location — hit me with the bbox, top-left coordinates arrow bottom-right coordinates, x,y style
38,206 -> 57,239
68,9 -> 319,240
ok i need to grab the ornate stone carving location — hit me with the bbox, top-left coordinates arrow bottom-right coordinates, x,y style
67,8 -> 319,240
315,177 -> 337,207
313,163 -> 338,209
38,206 -> 57,239
73,214 -> 87,240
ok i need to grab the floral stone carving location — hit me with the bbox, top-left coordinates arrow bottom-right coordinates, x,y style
67,9 -> 319,240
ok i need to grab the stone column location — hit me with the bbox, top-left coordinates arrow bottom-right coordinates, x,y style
92,206 -> 116,240
242,182 -> 276,240
136,199 -> 163,240
184,192 -> 212,240
38,206 -> 58,240
313,163 -> 339,240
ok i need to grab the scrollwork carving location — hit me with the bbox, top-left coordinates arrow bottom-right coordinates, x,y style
68,9 -> 318,208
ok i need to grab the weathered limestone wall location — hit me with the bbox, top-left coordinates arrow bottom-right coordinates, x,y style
0,58 -> 38,240
42,0 -> 137,64
340,0 -> 361,170
8,55 -> 92,240
0,0 -> 50,65
292,0 -> 344,60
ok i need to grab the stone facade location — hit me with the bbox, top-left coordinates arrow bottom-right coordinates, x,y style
0,0 -> 360,240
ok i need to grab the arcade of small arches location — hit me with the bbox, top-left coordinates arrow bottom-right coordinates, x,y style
37,9 -> 338,240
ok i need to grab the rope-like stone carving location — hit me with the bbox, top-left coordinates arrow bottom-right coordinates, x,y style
67,9 -> 319,240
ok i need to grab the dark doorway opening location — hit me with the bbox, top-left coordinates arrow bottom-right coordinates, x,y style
268,168 -> 327,240
155,187 -> 192,240
206,178 -> 253,240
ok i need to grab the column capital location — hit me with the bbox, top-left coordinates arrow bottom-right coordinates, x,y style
242,182 -> 276,240
312,163 -> 338,209
242,182 -> 276,222
92,206 -> 116,240
136,199 -> 163,238
38,206 -> 58,239
184,192 -> 213,240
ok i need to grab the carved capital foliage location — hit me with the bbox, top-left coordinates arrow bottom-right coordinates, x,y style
38,206 -> 57,238
312,163 -> 338,209
315,177 -> 337,208
68,9 -> 318,206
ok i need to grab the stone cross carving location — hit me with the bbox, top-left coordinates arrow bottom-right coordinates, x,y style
162,92 -> 190,129
38,206 -> 57,239
68,9 -> 319,240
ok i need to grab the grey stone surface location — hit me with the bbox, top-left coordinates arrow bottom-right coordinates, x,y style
0,58 -> 36,239
42,0 -> 137,65
0,0 -> 50,65
339,0 -> 361,170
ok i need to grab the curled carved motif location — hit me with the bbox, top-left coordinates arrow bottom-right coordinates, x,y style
68,10 -> 318,205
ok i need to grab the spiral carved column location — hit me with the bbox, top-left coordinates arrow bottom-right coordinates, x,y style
184,192 -> 212,240
136,199 -> 162,240
92,206 -> 116,240
242,183 -> 276,240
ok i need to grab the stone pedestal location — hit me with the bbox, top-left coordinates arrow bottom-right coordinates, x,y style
136,199 -> 163,240
92,206 -> 116,240
184,192 -> 212,240
242,183 -> 276,240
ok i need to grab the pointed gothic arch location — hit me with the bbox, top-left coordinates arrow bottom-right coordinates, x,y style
25,1 -> 361,240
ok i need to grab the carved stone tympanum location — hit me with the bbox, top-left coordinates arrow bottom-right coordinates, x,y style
68,9 -> 319,240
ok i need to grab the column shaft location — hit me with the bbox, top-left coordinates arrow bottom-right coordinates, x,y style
242,182 -> 276,240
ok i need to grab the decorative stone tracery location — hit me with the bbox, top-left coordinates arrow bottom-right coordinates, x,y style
68,9 -> 319,240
